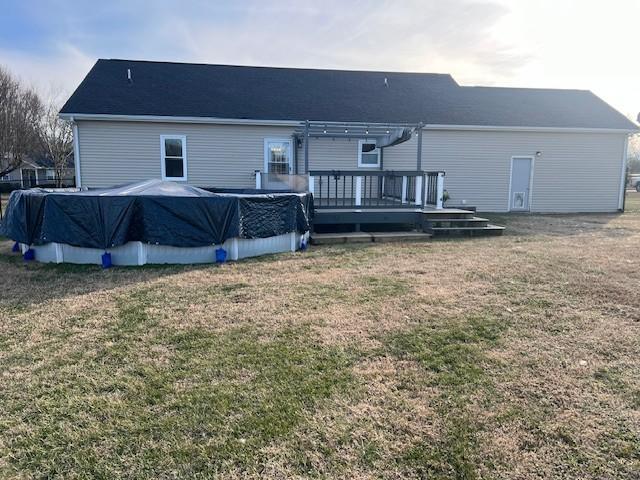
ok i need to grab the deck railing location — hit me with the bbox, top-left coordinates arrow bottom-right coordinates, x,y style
306,170 -> 445,209
424,171 -> 445,208
254,170 -> 446,209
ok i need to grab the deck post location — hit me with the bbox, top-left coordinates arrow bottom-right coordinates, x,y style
415,175 -> 423,206
308,174 -> 315,195
355,176 -> 362,206
304,120 -> 310,174
401,176 -> 408,204
255,170 -> 262,189
436,172 -> 445,209
416,122 -> 423,171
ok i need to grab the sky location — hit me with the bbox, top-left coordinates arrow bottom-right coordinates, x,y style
0,0 -> 638,121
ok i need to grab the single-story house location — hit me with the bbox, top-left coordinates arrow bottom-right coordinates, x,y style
60,59 -> 638,214
1,154 -> 75,190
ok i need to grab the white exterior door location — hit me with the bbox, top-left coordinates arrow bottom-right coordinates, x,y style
509,156 -> 533,211
264,139 -> 293,174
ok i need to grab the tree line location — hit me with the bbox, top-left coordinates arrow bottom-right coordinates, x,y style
628,134 -> 640,174
0,65 -> 72,187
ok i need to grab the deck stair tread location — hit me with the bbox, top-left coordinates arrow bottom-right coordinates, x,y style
370,231 -> 433,243
429,224 -> 505,236
311,231 -> 432,245
429,217 -> 490,224
422,211 -> 475,220
430,224 -> 505,231
422,208 -> 475,214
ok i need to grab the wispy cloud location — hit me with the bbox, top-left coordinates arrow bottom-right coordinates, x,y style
0,0 -> 637,116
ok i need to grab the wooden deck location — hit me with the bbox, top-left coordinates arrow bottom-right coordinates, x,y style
312,206 -> 505,237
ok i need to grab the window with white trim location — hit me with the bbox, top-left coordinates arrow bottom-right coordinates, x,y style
264,138 -> 292,174
160,135 -> 187,180
46,169 -> 55,180
358,139 -> 380,168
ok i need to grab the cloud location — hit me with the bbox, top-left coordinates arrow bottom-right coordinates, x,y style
0,0 -> 637,116
0,43 -> 93,97
1,0 -> 525,92
175,0 -> 529,81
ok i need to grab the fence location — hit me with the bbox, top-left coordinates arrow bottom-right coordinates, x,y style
0,177 -> 77,220
0,177 -> 76,193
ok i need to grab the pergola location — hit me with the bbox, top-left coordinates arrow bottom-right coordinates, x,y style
292,120 -> 424,174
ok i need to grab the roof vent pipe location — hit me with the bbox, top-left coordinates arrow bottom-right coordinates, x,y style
127,68 -> 132,84
384,77 -> 388,87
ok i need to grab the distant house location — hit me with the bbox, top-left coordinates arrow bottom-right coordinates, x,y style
60,59 -> 638,213
0,154 -> 75,189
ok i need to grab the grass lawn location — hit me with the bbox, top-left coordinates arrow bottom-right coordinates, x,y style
0,194 -> 639,479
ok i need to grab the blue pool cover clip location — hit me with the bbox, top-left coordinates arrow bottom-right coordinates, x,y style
215,247 -> 227,263
101,252 -> 112,269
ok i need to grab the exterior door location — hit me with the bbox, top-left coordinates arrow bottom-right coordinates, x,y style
264,139 -> 292,174
510,157 -> 532,211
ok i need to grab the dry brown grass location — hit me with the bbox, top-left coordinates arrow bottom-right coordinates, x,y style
0,193 -> 639,478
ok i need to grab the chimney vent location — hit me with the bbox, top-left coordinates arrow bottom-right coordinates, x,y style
127,68 -> 132,83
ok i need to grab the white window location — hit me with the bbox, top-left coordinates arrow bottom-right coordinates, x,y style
160,135 -> 187,181
358,139 -> 380,168
264,138 -> 292,174
46,169 -> 55,180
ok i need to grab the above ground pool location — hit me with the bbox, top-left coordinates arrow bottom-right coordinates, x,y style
1,180 -> 313,265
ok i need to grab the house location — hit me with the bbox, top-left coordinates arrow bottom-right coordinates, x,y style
0,154 -> 75,190
59,59 -> 638,218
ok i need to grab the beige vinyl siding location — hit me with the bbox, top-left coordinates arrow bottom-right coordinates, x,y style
421,130 -> 625,213
298,137 -> 382,199
77,120 -> 626,213
297,136 -> 382,172
381,129 -> 625,212
77,120 -> 295,188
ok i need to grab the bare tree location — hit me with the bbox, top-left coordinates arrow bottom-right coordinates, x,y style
629,133 -> 640,161
39,90 -> 73,187
0,66 -> 43,177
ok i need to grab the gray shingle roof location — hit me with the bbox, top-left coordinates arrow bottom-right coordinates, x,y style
60,59 -> 638,130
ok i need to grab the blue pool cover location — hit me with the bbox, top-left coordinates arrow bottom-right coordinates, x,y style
1,180 -> 313,249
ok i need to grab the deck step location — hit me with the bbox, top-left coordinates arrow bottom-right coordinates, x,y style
429,217 -> 490,228
311,231 -> 432,245
371,231 -> 433,243
429,224 -> 506,237
422,209 -> 475,220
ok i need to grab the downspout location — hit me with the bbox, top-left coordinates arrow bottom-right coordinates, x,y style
71,116 -> 82,189
416,123 -> 423,171
292,134 -> 298,174
618,134 -> 629,212
379,147 -> 384,199
303,121 -> 310,174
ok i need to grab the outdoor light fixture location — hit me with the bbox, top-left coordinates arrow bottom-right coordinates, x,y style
536,151 -> 542,156
345,129 -> 348,133
323,129 -> 327,134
